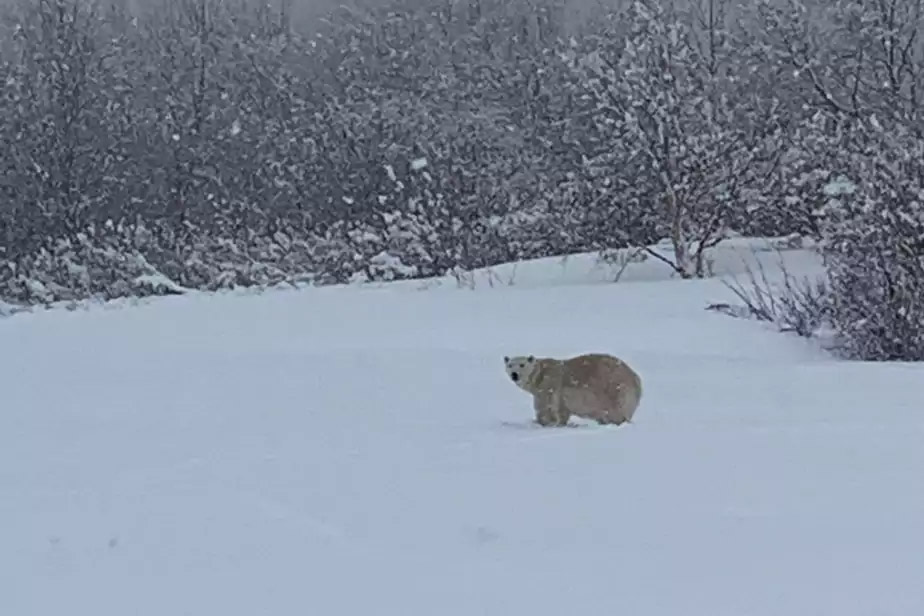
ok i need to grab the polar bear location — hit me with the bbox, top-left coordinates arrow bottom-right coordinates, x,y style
503,353 -> 643,427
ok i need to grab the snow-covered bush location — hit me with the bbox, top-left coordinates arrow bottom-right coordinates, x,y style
0,222 -> 183,305
747,0 -> 924,360
816,121 -> 924,360
0,216 -> 342,307
713,113 -> 924,361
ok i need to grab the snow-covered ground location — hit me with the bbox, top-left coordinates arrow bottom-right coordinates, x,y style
2,238 -> 922,616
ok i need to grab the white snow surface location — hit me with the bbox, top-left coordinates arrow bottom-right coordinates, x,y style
2,238 -> 923,616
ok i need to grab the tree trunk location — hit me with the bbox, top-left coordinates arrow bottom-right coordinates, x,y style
666,187 -> 694,279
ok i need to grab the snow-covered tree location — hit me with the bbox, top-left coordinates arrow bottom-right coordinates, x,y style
0,0 -> 129,250
573,0 -> 787,277
755,0 -> 923,127
303,0 -> 580,275
9,0 -> 898,309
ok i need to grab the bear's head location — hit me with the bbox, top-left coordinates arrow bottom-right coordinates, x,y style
504,355 -> 537,390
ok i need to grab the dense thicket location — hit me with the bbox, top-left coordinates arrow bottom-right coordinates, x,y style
1,0 -> 922,359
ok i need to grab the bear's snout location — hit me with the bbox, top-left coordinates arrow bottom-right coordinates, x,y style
510,372 -> 519,382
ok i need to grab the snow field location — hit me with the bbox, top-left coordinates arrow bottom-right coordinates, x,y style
2,240 -> 922,615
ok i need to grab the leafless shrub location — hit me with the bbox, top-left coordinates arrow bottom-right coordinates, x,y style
708,249 -> 830,339
597,247 -> 649,282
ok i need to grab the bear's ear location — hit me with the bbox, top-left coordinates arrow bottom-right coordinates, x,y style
503,355 -> 509,363
528,355 -> 535,362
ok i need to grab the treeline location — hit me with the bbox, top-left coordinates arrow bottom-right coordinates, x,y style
0,0 -> 922,360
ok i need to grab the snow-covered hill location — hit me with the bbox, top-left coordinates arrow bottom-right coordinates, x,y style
2,238 -> 921,616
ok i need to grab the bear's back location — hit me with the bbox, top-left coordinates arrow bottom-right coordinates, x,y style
562,353 -> 625,386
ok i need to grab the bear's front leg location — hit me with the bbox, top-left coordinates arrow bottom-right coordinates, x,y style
552,392 -> 571,426
533,394 -> 555,426
534,392 -> 570,427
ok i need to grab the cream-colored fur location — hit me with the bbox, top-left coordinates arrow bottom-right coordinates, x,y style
504,353 -> 643,427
